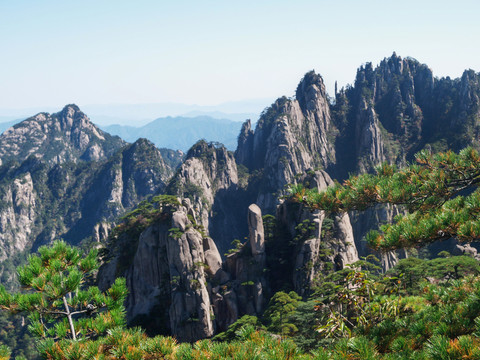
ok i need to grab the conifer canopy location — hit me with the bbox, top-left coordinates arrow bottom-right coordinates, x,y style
289,147 -> 480,250
0,240 -> 127,344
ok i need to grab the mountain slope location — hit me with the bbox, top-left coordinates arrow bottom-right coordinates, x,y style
0,104 -> 126,166
0,138 -> 175,264
0,106 -> 181,289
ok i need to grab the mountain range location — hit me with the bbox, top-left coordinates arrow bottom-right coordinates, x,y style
101,115 -> 244,151
0,53 -> 479,344
0,114 -> 248,153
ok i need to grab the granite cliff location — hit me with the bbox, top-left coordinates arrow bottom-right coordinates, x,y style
0,105 -> 125,166
99,197 -> 220,341
104,54 -> 480,340
0,106 -> 180,287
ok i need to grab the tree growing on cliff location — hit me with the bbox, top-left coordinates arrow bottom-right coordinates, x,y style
0,240 -> 127,348
263,291 -> 302,337
290,146 -> 480,251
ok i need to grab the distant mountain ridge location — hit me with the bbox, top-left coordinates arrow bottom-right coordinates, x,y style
0,99 -> 270,127
102,115 -> 244,151
0,119 -> 21,134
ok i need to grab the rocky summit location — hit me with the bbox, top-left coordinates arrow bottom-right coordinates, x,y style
0,104 -> 125,166
1,54 -> 480,344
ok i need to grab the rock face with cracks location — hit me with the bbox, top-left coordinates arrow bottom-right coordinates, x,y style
99,199 -> 221,342
0,106 -> 177,284
0,104 -> 125,166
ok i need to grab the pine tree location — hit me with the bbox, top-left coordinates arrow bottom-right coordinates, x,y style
290,146 -> 480,250
0,240 -> 127,347
263,291 -> 301,337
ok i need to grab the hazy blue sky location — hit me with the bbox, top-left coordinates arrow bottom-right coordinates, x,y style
0,0 -> 478,112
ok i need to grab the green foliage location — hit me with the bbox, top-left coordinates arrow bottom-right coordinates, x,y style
169,227 -> 184,240
5,253 -> 480,359
301,254 -> 480,358
225,239 -> 245,256
293,219 -> 316,244
35,326 -> 314,360
262,214 -> 276,242
0,345 -> 10,360
0,312 -> 37,359
437,250 -> 451,258
316,264 -> 388,340
263,291 -> 302,336
213,253 -> 480,358
289,300 -> 324,351
113,194 -> 180,237
212,315 -> 265,342
320,216 -> 334,239
237,163 -> 250,189
386,256 -> 480,294
0,241 -> 127,351
262,213 -> 297,292
292,146 -> 480,250
33,327 -> 177,360
183,181 -> 204,202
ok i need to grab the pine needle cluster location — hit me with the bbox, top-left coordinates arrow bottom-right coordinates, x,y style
289,147 -> 480,250
0,241 -> 127,347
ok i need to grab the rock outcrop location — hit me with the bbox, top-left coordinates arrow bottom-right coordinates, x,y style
0,173 -> 36,262
166,140 -> 251,253
99,198 -> 219,341
0,104 -> 125,166
236,72 -> 336,212
0,133 -> 176,271
213,203 -> 268,327
248,204 -> 265,259
235,120 -> 254,168
276,170 -> 359,296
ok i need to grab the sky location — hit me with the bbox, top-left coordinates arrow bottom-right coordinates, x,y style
0,0 -> 479,117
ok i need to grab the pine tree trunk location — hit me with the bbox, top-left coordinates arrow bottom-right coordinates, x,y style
63,296 -> 77,341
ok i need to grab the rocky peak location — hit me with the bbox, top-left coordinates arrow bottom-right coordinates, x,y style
235,119 -> 254,168
110,138 -> 175,209
183,140 -> 238,191
353,54 -> 434,106
98,198 -> 220,341
166,140 -> 243,252
380,52 -> 404,76
295,70 -> 328,114
59,104 -> 83,124
459,69 -> 480,114
235,72 -> 336,212
0,104 -> 125,166
337,54 -> 438,173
